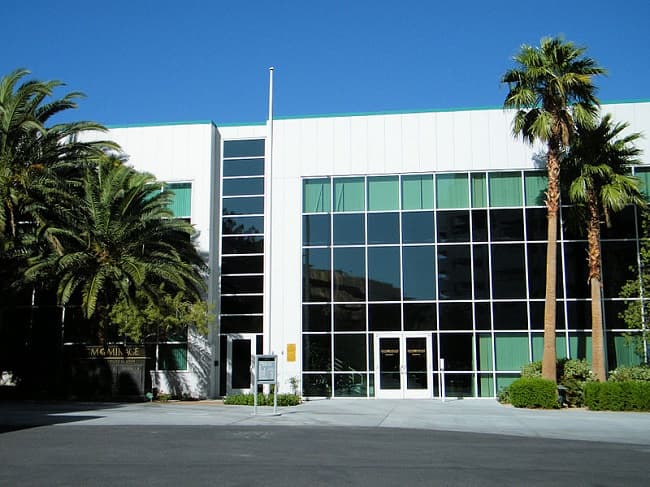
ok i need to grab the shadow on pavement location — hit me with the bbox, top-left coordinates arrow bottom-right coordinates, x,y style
0,400 -> 125,433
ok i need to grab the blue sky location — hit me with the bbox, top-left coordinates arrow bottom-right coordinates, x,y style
2,0 -> 649,126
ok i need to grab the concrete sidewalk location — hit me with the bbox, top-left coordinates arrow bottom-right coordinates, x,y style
2,398 -> 649,445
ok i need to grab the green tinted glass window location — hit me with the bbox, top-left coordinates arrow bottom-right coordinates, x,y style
495,333 -> 529,371
477,334 -> 493,371
524,172 -> 547,206
471,173 -> 487,208
304,178 -> 331,213
158,344 -> 188,370
532,334 -> 567,361
168,182 -> 191,218
368,176 -> 399,211
568,333 -> 592,362
334,177 -> 365,212
635,167 -> 650,198
436,173 -> 469,209
489,172 -> 523,207
608,333 -> 643,367
401,175 -> 434,210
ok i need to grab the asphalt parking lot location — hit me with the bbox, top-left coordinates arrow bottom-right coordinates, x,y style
1,399 -> 649,486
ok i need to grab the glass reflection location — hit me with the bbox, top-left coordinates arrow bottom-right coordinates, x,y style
403,246 -> 435,300
368,246 -> 401,300
303,214 -> 331,246
334,247 -> 366,301
490,209 -> 524,241
367,213 -> 399,244
438,245 -> 471,300
491,244 -> 526,299
333,213 -> 364,245
334,304 -> 366,331
379,337 -> 400,389
402,211 -> 435,243
437,210 -> 470,243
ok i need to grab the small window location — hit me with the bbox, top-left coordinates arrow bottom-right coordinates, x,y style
436,173 -> 469,209
304,178 -> 331,213
167,182 -> 191,219
334,177 -> 365,212
368,176 -> 399,211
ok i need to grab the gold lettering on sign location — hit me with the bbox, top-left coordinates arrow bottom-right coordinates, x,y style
86,346 -> 145,358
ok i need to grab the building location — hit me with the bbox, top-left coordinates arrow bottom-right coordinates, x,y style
101,100 -> 650,399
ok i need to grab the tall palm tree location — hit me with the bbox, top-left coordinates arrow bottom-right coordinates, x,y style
0,68 -> 115,294
26,156 -> 206,342
502,37 -> 605,381
564,114 -> 645,381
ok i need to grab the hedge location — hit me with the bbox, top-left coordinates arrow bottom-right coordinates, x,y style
508,378 -> 558,409
584,382 -> 650,411
223,393 -> 301,406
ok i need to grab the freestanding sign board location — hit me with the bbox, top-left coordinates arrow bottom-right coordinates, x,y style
253,354 -> 278,415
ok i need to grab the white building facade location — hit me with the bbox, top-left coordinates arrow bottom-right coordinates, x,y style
105,101 -> 650,399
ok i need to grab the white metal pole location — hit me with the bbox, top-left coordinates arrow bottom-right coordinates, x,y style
266,67 -> 274,357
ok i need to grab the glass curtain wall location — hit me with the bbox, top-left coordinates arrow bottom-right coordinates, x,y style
302,170 -> 645,398
219,139 -> 265,394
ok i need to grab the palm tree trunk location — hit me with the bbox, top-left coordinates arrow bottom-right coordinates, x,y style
587,195 -> 606,381
542,147 -> 560,382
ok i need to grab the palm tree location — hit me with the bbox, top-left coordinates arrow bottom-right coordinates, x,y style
502,37 -> 605,381
26,156 -> 206,342
0,69 -> 116,294
564,114 -> 645,381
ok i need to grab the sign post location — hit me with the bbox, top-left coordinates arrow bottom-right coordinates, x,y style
253,354 -> 278,415
439,358 -> 446,403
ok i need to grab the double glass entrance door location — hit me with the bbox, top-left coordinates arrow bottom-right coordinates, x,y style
374,334 -> 432,399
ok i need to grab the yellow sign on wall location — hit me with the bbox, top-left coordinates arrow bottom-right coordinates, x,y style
287,343 -> 296,362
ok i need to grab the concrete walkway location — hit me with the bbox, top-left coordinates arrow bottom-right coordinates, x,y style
2,398 -> 649,445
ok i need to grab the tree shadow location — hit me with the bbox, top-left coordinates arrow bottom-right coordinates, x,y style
0,399 -> 124,434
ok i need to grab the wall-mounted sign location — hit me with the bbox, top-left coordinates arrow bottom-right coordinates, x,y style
287,343 -> 296,362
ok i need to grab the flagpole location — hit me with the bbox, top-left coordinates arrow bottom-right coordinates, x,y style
266,67 -> 274,356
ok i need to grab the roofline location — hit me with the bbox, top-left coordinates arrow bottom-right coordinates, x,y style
106,120 -> 217,129
104,98 -> 650,129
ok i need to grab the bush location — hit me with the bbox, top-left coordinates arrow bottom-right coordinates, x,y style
584,381 -> 650,411
516,359 -> 593,407
497,387 -> 510,404
509,378 -> 558,409
559,359 -> 594,407
520,361 -> 542,379
223,393 -> 301,406
608,365 -> 650,383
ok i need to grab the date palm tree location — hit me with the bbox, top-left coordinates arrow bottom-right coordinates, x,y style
502,37 -> 605,381
26,156 -> 206,342
564,114 -> 645,381
0,69 -> 115,294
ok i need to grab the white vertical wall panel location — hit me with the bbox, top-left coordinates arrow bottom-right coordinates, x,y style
383,115 -> 404,174
400,115 -> 421,172
332,117 -> 352,175
366,116 -> 386,174
349,117 -> 369,174
418,115 -> 438,171
106,124 -> 215,255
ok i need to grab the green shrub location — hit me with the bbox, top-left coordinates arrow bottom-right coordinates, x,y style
497,387 -> 510,404
509,378 -> 558,409
520,361 -> 542,378
559,359 -> 594,407
608,365 -> 650,382
223,393 -> 301,406
516,359 -> 593,407
584,381 -> 650,411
